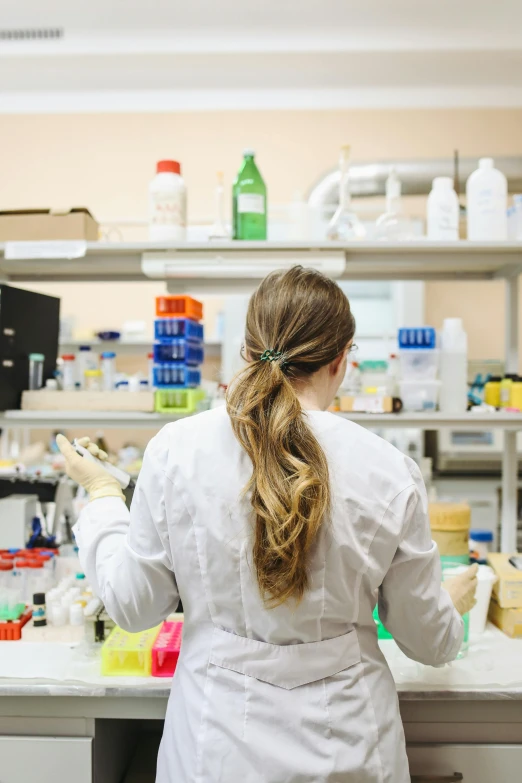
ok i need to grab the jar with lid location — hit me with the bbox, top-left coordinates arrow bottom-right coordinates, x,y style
484,376 -> 501,407
85,369 -> 103,391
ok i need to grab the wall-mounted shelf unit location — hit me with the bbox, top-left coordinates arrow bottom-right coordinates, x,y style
1,240 -> 520,551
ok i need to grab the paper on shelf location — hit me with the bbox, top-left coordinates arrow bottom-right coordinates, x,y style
5,240 -> 87,260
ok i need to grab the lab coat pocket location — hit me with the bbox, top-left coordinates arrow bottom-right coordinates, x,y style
209,626 -> 361,689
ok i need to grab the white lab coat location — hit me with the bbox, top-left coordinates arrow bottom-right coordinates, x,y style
75,407 -> 463,783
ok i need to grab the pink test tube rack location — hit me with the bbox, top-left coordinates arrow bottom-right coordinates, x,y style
151,621 -> 183,677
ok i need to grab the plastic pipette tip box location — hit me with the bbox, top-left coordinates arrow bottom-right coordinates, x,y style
153,365 -> 201,388
153,340 -> 204,366
152,621 -> 183,677
154,388 -> 205,414
154,318 -> 204,342
156,295 -> 203,321
101,625 -> 161,677
0,608 -> 32,641
398,327 -> 436,350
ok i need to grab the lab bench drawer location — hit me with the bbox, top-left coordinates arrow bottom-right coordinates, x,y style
0,735 -> 92,783
408,743 -> 522,781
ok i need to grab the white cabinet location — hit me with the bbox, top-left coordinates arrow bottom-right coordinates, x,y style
408,743 -> 522,782
0,736 -> 92,783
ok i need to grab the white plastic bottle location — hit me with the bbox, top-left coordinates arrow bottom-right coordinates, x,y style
439,318 -> 468,413
149,160 -> 187,241
426,177 -> 459,240
77,346 -> 97,390
61,354 -> 77,391
466,158 -> 507,240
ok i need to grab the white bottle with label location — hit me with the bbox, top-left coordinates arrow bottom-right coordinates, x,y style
426,177 -> 459,240
439,318 -> 468,413
149,160 -> 187,241
466,157 -> 507,240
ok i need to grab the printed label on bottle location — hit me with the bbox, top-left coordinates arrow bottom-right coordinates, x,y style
237,194 -> 265,215
150,192 -> 186,227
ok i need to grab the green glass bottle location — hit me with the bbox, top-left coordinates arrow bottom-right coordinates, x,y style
232,149 -> 267,240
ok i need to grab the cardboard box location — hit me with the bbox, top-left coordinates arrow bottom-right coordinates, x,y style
487,552 -> 522,608
0,208 -> 99,241
339,395 -> 394,413
488,598 -> 522,638
22,390 -> 155,413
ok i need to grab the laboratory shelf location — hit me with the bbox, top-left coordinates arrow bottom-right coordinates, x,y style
2,409 -> 522,431
1,240 -> 522,283
59,339 -> 222,357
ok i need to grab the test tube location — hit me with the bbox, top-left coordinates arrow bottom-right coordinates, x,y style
28,353 -> 45,390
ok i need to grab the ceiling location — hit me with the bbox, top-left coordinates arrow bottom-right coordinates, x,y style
1,0 -> 522,112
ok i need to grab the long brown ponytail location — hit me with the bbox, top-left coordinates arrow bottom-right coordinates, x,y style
226,266 -> 355,606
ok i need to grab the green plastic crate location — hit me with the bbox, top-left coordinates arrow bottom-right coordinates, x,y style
154,388 -> 206,414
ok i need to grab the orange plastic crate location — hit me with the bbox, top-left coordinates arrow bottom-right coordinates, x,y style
156,295 -> 203,321
0,608 -> 32,641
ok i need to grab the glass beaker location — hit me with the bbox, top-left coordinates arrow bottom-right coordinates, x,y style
28,353 -> 45,390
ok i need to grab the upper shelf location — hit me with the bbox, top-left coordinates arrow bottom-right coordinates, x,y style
1,241 -> 522,283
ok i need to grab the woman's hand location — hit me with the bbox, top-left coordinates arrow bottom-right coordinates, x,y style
442,563 -> 479,616
56,434 -> 124,502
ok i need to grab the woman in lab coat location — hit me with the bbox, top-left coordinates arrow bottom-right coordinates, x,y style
58,266 -> 477,783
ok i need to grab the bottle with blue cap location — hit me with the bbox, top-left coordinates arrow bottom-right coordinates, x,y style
101,351 -> 117,391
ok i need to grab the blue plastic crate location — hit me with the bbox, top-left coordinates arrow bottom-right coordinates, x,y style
154,318 -> 204,342
398,327 -> 436,350
153,340 -> 204,366
153,365 -> 201,388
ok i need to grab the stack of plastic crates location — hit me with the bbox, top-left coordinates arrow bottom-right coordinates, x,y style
154,295 -> 206,414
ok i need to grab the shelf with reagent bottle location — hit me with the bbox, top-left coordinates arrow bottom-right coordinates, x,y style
2,240 -> 522,284
3,409 -> 522,431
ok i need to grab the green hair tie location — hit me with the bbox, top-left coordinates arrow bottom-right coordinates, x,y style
260,348 -> 282,363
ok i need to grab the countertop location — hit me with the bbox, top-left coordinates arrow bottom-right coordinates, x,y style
0,625 -> 520,702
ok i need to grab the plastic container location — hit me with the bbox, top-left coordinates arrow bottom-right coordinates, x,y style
85,369 -> 103,391
154,318 -> 204,342
469,565 -> 497,635
32,592 -> 46,627
28,353 -> 45,391
359,360 -> 389,393
101,625 -> 161,676
466,157 -> 508,241
469,529 -> 494,563
153,340 -> 204,366
100,352 -> 116,391
0,608 -> 32,641
398,327 -> 437,350
154,388 -> 206,414
439,318 -> 468,414
399,379 -> 441,412
151,621 -> 183,677
153,365 -> 201,388
511,377 -> 522,410
426,177 -> 459,240
77,346 -> 97,389
399,350 -> 439,381
149,160 -> 187,241
500,374 -> 517,408
61,354 -> 76,391
155,295 -> 203,321
484,376 -> 501,407
375,168 -> 414,241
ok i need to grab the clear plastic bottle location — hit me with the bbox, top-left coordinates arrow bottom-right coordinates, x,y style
466,158 -> 507,240
101,352 -> 116,391
209,171 -> 229,239
327,145 -> 366,241
439,318 -> 468,413
149,160 -> 187,241
77,346 -> 97,389
61,354 -> 76,391
427,177 -> 460,240
375,169 -> 414,241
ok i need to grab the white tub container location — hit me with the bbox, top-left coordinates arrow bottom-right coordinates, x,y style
399,379 -> 441,412
469,565 -> 497,635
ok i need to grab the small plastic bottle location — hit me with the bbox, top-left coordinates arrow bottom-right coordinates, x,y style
375,169 -> 413,241
149,160 -> 187,241
427,177 -> 460,240
77,346 -> 97,389
33,593 -> 47,627
100,351 -> 116,391
28,353 -> 45,390
61,354 -> 76,391
466,158 -> 507,240
85,369 -> 102,391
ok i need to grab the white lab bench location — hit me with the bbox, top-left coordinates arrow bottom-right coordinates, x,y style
0,626 -> 520,782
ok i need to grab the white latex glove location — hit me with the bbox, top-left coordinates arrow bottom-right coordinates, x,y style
56,434 -> 124,502
443,563 -> 479,616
